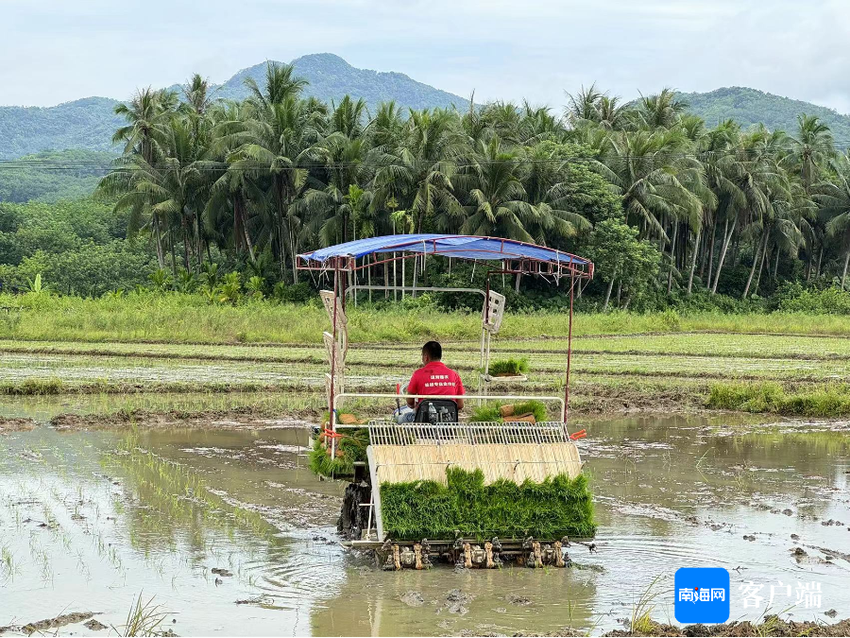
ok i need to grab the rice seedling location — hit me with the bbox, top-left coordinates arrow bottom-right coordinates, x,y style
628,574 -> 663,635
469,400 -> 548,423
486,357 -> 529,376
380,467 -> 596,541
0,544 -> 16,582
0,377 -> 65,395
308,427 -> 369,478
118,592 -> 168,637
707,381 -> 850,417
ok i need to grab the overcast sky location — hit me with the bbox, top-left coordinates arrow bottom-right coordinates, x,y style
2,0 -> 849,113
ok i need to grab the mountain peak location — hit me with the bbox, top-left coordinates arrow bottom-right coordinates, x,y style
679,86 -> 850,140
215,53 -> 466,112
0,53 -> 469,160
292,52 -> 352,67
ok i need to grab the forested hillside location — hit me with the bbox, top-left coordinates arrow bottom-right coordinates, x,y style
0,54 -> 467,160
4,62 -> 850,316
0,150 -> 116,202
4,55 -> 850,162
681,87 -> 850,146
214,53 -> 468,111
0,64 -> 845,315
0,97 -> 123,160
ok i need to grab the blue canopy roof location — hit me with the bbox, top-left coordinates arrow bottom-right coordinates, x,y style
298,234 -> 591,268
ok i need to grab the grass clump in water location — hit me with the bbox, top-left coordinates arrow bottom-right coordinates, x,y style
470,400 -> 547,423
380,467 -> 595,541
308,427 -> 370,478
0,377 -> 64,395
707,381 -> 850,417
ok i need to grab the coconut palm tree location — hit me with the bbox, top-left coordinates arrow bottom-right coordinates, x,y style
225,64 -> 323,281
636,88 -> 688,130
595,128 -> 706,243
706,127 -> 786,294
244,62 -> 308,109
815,154 -> 850,288
367,101 -> 405,150
112,87 -> 177,164
787,114 -> 834,193
565,84 -> 604,126
107,119 -> 203,272
372,108 -> 465,234
110,87 -> 178,265
455,137 -> 539,241
330,95 -> 368,139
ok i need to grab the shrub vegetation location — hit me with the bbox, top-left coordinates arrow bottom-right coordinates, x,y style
706,382 -> 850,417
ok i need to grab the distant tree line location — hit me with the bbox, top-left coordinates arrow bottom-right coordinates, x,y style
6,63 -> 850,310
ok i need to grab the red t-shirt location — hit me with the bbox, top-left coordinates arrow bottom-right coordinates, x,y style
408,361 -> 464,403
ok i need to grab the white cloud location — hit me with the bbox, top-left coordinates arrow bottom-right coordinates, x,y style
0,0 -> 845,113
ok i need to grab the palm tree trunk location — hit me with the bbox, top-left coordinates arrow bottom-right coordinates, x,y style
514,273 -> 522,293
181,221 -> 191,272
603,267 -> 618,312
290,222 -> 299,284
706,218 -> 718,285
842,251 -> 850,290
687,227 -> 701,295
243,222 -> 255,263
276,179 -> 286,280
153,216 -> 165,269
711,218 -> 737,294
731,234 -> 740,267
753,244 -> 770,295
233,199 -> 243,256
773,247 -> 780,278
234,194 -> 255,263
667,222 -> 679,294
194,215 -> 203,272
169,231 -> 178,279
743,232 -> 766,298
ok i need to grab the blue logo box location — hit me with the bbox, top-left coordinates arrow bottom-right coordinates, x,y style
674,567 -> 730,624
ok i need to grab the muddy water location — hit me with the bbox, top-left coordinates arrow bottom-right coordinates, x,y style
0,413 -> 848,636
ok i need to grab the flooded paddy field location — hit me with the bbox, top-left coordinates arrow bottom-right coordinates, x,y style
2,333 -> 850,415
1,408 -> 848,636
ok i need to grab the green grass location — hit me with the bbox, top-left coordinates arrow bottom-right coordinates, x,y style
706,381 -> 850,417
380,467 -> 596,541
5,292 -> 850,344
0,377 -> 64,395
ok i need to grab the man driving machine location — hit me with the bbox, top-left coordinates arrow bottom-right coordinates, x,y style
393,340 -> 464,423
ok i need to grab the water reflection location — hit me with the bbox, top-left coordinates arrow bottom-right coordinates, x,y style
0,412 -> 847,636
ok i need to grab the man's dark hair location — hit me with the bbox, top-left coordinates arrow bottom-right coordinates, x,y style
422,340 -> 442,361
